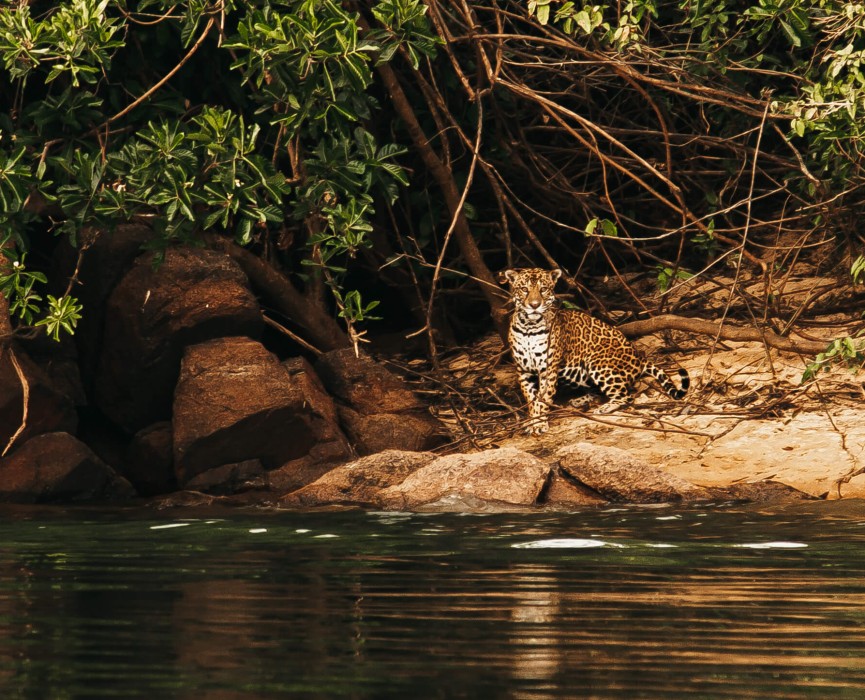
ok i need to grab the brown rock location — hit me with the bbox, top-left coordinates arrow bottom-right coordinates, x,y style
95,246 -> 262,433
315,348 -> 446,454
376,447 -> 551,511
713,479 -> 815,503
0,432 -> 135,503
335,411 -> 443,454
0,345 -> 77,450
185,459 -> 266,495
263,356 -> 355,493
172,337 -> 352,485
316,348 -> 426,413
122,422 -> 175,496
542,469 -> 608,507
281,450 -> 437,507
556,442 -> 710,503
52,224 -> 153,392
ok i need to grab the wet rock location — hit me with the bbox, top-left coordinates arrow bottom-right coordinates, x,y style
144,490 -> 230,509
0,345 -> 77,451
185,459 -> 266,495
315,348 -> 446,454
556,442 -> 710,503
95,246 -> 262,433
281,450 -> 437,507
542,469 -> 608,508
0,432 -> 135,503
172,337 -> 352,486
376,447 -> 551,511
713,479 -> 815,503
122,422 -> 175,496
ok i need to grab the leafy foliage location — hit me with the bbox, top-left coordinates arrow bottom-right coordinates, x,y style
802,333 -> 865,381
1,0 -> 865,352
0,0 -> 439,342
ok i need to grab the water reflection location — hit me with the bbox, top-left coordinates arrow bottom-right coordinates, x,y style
0,504 -> 861,698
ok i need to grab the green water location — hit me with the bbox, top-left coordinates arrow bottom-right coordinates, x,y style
0,501 -> 863,698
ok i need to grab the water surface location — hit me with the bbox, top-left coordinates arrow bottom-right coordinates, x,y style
0,501 -> 863,698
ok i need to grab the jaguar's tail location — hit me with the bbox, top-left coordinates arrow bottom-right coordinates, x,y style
644,364 -> 689,400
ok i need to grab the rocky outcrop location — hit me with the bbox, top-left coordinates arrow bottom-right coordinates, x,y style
376,447 -> 551,510
555,442 -> 711,503
172,337 -> 352,486
281,449 -> 437,507
0,432 -> 134,503
95,246 -> 262,433
315,348 -> 446,454
0,345 -> 77,451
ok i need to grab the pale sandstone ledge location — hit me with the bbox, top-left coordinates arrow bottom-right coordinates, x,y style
496,341 -> 865,501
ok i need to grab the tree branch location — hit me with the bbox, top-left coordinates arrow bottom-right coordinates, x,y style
618,314 -> 828,355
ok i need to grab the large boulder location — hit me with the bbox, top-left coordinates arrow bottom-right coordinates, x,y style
556,442 -> 710,503
280,449 -> 437,507
94,246 -> 262,433
0,345 -> 77,451
172,337 -> 352,486
0,432 -> 135,503
315,348 -> 446,454
376,447 -> 551,511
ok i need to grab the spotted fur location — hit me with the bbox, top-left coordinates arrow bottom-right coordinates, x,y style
499,268 -> 689,434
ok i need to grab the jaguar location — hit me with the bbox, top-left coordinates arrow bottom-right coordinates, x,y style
499,267 -> 689,434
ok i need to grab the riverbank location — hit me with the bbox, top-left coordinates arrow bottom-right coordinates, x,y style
448,330 -> 865,498
1,233 -> 862,509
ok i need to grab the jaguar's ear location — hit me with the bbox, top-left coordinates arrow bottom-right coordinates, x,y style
550,269 -> 563,284
498,269 -> 516,285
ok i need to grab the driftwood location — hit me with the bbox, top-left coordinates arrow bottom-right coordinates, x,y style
618,314 -> 828,355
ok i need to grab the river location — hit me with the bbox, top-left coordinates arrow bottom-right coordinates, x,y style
0,500 -> 863,698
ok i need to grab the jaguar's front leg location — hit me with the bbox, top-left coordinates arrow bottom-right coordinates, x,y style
518,371 -> 545,434
518,371 -> 538,405
527,366 -> 557,435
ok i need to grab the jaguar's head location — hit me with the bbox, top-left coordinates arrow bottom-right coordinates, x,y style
498,268 -> 562,321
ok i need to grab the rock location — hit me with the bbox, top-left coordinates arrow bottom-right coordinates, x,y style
315,348 -> 446,454
172,337 -> 352,485
0,345 -> 77,451
122,422 -> 175,496
713,479 -> 815,503
144,491 -> 229,509
376,447 -> 551,511
95,246 -> 262,433
542,469 -> 608,507
264,357 -> 355,493
556,442 -> 710,503
280,450 -> 437,507
184,459 -> 266,495
336,411 -> 445,454
52,223 -> 153,393
0,432 -> 135,503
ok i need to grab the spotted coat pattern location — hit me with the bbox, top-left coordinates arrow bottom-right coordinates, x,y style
499,268 -> 690,434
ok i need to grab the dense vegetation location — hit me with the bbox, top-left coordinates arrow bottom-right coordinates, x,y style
1,0 -> 864,365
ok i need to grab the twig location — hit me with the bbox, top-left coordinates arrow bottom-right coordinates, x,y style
2,346 -> 29,457
261,313 -> 323,356
102,16 -> 217,127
